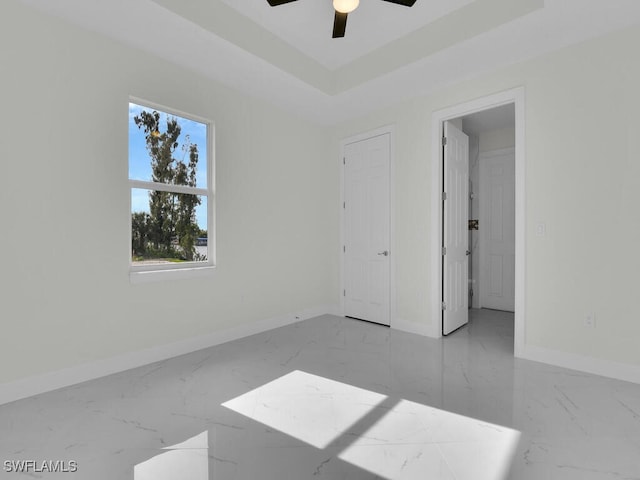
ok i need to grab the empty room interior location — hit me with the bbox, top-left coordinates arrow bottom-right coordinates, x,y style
2,0 -> 640,478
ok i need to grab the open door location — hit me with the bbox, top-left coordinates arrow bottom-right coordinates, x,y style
442,121 -> 469,335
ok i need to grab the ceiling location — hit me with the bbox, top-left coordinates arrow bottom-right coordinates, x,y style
219,0 -> 477,69
18,0 -> 640,125
462,103 -> 515,136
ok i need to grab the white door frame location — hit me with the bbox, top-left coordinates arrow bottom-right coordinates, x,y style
429,87 -> 526,357
340,125 -> 396,327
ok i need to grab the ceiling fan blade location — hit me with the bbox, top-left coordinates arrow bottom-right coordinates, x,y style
266,0 -> 298,6
332,11 -> 348,38
380,0 -> 417,6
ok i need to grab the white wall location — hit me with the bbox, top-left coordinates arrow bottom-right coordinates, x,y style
0,1 -> 339,387
332,24 -> 640,368
3,0 -> 640,393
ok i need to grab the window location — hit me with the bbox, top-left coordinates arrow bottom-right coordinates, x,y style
129,99 -> 214,278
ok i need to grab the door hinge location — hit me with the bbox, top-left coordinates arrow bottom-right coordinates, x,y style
441,301 -> 447,311
442,192 -> 447,201
343,289 -> 346,297
442,136 -> 447,146
441,246 -> 446,256
470,288 -> 474,298
343,245 -> 346,253
343,201 -> 346,209
343,157 -> 346,165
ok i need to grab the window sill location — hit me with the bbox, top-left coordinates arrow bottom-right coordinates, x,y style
130,265 -> 216,284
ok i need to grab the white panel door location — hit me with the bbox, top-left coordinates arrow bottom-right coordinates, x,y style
443,122 -> 469,335
344,133 -> 390,326
480,149 -> 515,311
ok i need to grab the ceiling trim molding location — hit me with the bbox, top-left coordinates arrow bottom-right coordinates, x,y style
152,0 -> 543,96
334,0 -> 543,93
151,0 -> 334,93
17,0 -> 640,125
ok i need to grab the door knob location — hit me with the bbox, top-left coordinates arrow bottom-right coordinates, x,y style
378,250 -> 389,256
466,250 -> 471,256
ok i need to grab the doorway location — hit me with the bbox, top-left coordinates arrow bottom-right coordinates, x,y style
463,105 -> 516,313
430,88 -> 525,356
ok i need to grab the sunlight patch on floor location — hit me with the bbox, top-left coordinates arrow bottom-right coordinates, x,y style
222,370 -> 520,480
134,431 -> 209,480
222,370 -> 388,449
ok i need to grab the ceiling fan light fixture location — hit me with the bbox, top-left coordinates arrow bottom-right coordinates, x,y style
333,0 -> 359,14
268,0 -> 416,38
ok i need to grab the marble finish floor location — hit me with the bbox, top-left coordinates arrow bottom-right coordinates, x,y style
1,310 -> 640,479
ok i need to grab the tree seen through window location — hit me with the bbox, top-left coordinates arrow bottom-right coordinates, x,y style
129,102 -> 210,267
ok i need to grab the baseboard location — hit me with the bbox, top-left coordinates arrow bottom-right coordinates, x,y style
391,317 -> 436,338
519,344 -> 640,385
9,308 -> 636,406
0,304 -> 339,406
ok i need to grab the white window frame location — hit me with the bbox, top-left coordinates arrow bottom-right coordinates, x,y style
128,97 -> 215,283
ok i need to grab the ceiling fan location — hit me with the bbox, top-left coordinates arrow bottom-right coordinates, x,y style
266,0 -> 417,38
